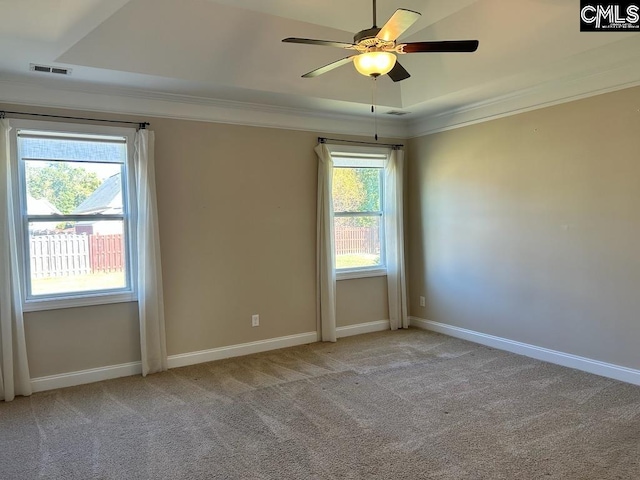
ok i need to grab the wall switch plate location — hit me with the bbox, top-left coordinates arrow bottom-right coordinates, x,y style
419,296 -> 426,307
252,314 -> 259,327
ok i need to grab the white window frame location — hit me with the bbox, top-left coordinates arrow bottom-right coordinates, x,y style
9,119 -> 138,312
329,144 -> 389,281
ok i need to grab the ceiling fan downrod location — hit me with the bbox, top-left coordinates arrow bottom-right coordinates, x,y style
372,0 -> 377,27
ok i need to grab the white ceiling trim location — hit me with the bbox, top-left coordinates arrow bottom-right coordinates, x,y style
0,78 -> 408,139
3,53 -> 640,142
408,59 -> 640,138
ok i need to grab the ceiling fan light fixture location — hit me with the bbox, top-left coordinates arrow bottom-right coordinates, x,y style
353,51 -> 397,77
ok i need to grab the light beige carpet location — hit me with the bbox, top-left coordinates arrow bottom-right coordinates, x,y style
1,328 -> 639,479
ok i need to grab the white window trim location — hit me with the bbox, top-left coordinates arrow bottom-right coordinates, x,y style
336,268 -> 387,281
330,143 -> 390,281
9,119 -> 138,312
22,292 -> 138,312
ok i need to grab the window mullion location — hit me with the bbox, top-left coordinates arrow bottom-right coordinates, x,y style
334,211 -> 382,217
22,157 -> 125,165
28,214 -> 125,222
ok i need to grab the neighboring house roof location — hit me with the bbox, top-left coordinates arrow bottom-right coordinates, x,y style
27,195 -> 61,233
73,173 -> 122,215
27,194 -> 61,215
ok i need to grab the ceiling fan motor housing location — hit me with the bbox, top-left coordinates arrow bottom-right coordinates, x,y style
354,27 -> 382,45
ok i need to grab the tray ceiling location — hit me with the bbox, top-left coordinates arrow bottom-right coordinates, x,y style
1,0 -> 639,126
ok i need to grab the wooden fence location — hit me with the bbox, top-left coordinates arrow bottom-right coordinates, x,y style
30,234 -> 124,278
335,226 -> 380,255
30,234 -> 90,278
30,228 -> 371,278
90,234 -> 125,273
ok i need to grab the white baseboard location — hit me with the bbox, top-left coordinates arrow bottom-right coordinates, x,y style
166,331 -> 318,369
26,320 -> 389,393
409,317 -> 640,386
31,362 -> 142,393
336,319 -> 390,338
29,331 -> 317,393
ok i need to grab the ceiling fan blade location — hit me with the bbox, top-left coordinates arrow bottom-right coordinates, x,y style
377,9 -> 421,42
401,40 -> 479,53
282,37 -> 356,49
387,62 -> 410,82
302,56 -> 355,78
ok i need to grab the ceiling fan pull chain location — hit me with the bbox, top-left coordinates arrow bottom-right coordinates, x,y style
372,76 -> 378,141
371,75 -> 375,114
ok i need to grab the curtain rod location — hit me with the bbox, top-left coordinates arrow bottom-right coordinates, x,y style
0,110 -> 149,130
318,137 -> 403,149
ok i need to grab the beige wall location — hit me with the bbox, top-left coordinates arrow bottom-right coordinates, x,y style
25,303 -> 140,378
153,120 -> 318,355
408,86 -> 640,370
337,277 -> 389,328
2,103 -> 390,378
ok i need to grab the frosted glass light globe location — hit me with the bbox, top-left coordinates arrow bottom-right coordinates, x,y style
353,51 -> 397,77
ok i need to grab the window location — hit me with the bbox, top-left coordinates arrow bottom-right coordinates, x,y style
11,121 -> 136,311
331,147 -> 388,280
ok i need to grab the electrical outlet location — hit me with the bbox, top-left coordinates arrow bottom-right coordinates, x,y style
252,314 -> 259,327
419,296 -> 426,307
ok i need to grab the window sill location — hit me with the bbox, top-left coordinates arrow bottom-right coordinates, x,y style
23,291 -> 137,312
336,268 -> 387,281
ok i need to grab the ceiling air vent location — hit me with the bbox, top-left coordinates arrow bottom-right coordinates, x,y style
29,64 -> 72,75
386,110 -> 409,116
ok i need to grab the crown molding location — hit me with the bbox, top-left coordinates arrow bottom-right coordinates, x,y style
407,59 -> 640,138
0,78 -> 408,139
6,53 -> 640,142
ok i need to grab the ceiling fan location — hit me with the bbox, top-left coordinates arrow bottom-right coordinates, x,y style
282,0 -> 479,82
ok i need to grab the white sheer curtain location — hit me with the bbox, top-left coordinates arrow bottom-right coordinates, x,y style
385,148 -> 409,330
134,129 -> 167,375
315,143 -> 337,342
0,119 -> 32,401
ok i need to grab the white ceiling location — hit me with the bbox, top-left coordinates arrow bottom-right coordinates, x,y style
1,0 -> 639,133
